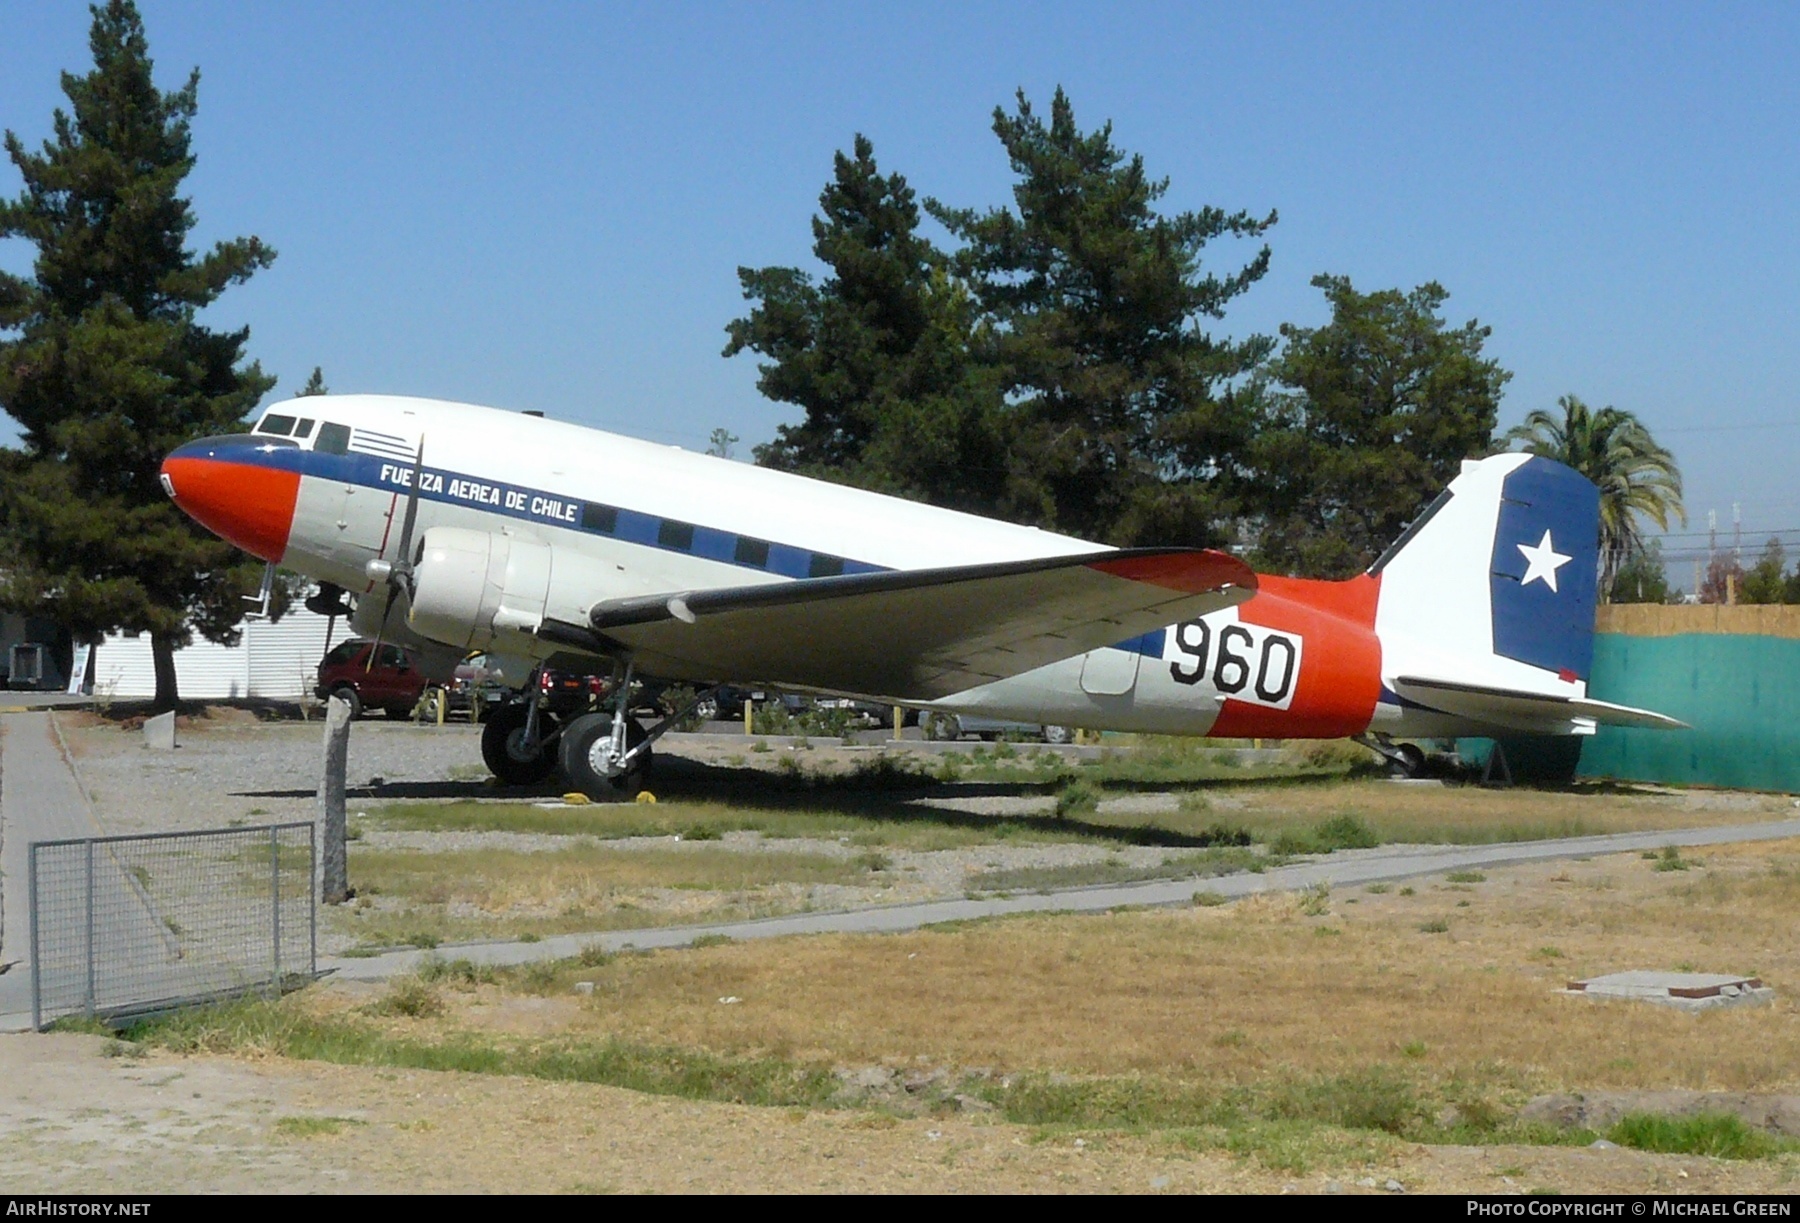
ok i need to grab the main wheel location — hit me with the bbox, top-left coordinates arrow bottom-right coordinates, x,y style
1042,724 -> 1075,745
922,712 -> 962,742
329,685 -> 363,721
1391,741 -> 1427,779
481,701 -> 559,785
558,712 -> 652,800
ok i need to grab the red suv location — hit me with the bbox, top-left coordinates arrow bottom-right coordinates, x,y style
316,639 -> 428,720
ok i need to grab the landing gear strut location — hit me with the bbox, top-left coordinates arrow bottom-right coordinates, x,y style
555,659 -> 727,802
1355,733 -> 1426,779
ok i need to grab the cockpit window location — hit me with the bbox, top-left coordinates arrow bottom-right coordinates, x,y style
315,422 -> 351,455
258,414 -> 297,436
293,418 -> 315,439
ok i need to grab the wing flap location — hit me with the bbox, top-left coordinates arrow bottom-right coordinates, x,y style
562,547 -> 1254,701
1393,675 -> 1688,732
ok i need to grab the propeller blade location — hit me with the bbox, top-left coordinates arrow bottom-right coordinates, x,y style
392,437 -> 426,595
368,435 -> 424,669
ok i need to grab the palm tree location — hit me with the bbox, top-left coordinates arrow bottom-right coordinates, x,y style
1505,395 -> 1685,601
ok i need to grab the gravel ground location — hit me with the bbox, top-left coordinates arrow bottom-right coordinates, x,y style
55,714 -> 1234,943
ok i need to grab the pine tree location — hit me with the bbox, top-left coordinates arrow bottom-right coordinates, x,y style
0,0 -> 276,709
1246,276 -> 1509,577
299,366 -> 328,396
725,135 -> 1005,513
928,88 -> 1276,544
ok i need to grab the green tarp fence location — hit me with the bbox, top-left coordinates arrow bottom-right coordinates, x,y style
1574,632 -> 1800,793
1464,632 -> 1800,792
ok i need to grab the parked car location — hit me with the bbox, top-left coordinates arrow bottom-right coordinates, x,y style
920,712 -> 1075,744
316,639 -> 428,720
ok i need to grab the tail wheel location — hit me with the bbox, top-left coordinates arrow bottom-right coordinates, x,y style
480,702 -> 560,785
558,712 -> 652,801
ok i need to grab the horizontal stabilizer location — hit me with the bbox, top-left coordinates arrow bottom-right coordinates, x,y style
543,548 -> 1255,701
1392,676 -> 1688,733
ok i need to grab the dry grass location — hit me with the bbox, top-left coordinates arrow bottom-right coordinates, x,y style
332,842 -> 874,945
519,837 -> 1800,1094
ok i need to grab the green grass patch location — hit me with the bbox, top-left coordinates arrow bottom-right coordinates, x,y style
125,998 -> 842,1109
1445,871 -> 1487,884
273,1115 -> 365,1138
1609,1112 -> 1796,1160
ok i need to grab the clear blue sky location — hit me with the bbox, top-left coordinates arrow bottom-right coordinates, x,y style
3,1 -> 1797,578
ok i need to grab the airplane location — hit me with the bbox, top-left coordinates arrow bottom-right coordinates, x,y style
160,395 -> 1681,797
923,449 -> 1686,775
158,394 -> 1258,796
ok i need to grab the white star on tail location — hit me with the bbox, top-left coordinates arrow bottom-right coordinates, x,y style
1517,529 -> 1572,593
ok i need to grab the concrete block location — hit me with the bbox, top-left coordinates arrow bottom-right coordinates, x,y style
1563,970 -> 1774,1011
143,711 -> 176,751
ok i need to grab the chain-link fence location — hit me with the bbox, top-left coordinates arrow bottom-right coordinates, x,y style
30,823 -> 315,1028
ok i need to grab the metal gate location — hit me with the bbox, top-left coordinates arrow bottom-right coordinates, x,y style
30,823 -> 315,1028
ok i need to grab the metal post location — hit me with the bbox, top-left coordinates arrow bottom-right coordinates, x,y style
307,824 -> 317,977
83,839 -> 95,1019
29,845 -> 41,1032
269,825 -> 281,996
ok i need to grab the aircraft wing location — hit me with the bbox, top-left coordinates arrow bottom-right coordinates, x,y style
537,548 -> 1254,701
1392,676 -> 1689,733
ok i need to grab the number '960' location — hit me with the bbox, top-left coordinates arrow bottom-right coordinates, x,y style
1168,618 -> 1303,709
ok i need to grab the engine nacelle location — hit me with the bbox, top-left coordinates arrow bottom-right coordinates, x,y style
407,527 -> 617,651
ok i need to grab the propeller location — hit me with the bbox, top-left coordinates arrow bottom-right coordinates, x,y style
364,437 -> 426,668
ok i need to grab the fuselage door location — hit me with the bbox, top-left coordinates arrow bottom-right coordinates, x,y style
1079,645 -> 1140,696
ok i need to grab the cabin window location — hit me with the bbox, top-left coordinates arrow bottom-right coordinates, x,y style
581,502 -> 617,534
293,418 -> 315,439
808,554 -> 844,579
734,537 -> 770,568
658,520 -> 695,552
258,414 -> 297,436
315,422 -> 351,455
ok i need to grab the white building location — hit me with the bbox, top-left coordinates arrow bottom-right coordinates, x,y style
92,604 -> 341,700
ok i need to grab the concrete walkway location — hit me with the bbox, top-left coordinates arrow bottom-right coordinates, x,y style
0,712 -> 112,1024
320,815 -> 1800,983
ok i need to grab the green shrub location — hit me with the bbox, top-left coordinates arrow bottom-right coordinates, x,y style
1054,780 -> 1101,820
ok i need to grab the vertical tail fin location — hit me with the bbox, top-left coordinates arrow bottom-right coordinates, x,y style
1373,453 -> 1600,692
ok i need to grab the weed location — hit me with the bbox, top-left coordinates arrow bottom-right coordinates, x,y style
1054,780 -> 1101,820
1654,846 -> 1690,873
1296,882 -> 1331,917
750,741 -> 770,753
682,826 -> 722,841
690,933 -> 735,949
1365,883 -> 1391,894
1192,890 -> 1227,908
1215,1029 -> 1248,1047
1609,1112 -> 1795,1160
1536,946 -> 1564,959
1446,871 -> 1487,884
1401,1041 -> 1427,1059
403,932 -> 441,950
1398,887 -> 1415,897
513,960 -> 563,995
371,976 -> 444,1019
1311,814 -> 1380,851
1418,919 -> 1450,934
416,956 -> 497,988
855,851 -> 893,873
576,945 -> 614,969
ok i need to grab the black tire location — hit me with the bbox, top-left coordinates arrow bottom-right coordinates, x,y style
1042,724 -> 1075,745
558,712 -> 652,800
1392,742 -> 1427,778
329,686 -> 362,721
481,701 -> 560,785
922,712 -> 961,742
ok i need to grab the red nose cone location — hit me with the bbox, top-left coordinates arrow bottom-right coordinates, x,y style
160,453 -> 300,563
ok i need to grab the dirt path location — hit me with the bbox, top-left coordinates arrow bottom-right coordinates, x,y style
0,1033 -> 1792,1195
